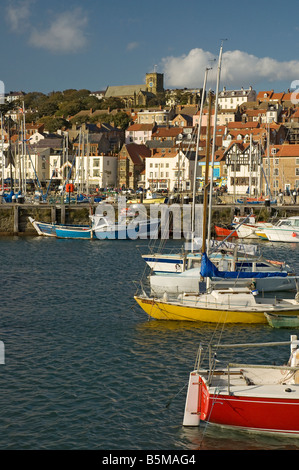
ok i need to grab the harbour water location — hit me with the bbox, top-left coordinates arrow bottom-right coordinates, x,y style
0,235 -> 299,450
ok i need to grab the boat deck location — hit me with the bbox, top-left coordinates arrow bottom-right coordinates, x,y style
200,366 -> 299,398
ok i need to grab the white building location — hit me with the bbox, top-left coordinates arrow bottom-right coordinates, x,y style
145,149 -> 195,192
74,154 -> 118,190
125,123 -> 155,144
218,86 -> 256,110
137,108 -> 175,125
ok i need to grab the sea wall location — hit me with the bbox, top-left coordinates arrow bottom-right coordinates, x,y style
1,202 -> 299,236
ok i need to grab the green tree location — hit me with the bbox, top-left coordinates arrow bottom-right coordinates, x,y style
38,116 -> 69,133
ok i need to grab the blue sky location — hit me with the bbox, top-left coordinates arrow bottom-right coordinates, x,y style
2,0 -> 299,96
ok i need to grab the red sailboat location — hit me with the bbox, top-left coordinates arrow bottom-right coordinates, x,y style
183,335 -> 299,436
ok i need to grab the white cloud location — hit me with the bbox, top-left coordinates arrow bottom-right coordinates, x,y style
161,48 -> 299,88
29,9 -> 88,53
6,0 -> 33,33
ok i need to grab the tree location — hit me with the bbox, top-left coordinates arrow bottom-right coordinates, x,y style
38,116 -> 69,133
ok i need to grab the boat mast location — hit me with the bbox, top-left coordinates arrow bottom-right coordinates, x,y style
201,90 -> 213,256
207,41 -> 224,249
191,66 -> 211,251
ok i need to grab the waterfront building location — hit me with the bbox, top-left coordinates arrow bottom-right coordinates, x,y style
144,147 -> 195,192
262,144 -> 299,195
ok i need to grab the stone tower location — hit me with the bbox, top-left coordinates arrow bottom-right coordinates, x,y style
145,72 -> 164,95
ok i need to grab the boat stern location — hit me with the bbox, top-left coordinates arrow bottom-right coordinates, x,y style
183,372 -> 209,426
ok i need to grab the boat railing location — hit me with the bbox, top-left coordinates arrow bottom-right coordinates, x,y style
226,363 -> 299,394
206,337 -> 299,388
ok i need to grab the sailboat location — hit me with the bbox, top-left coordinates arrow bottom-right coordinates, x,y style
183,335 -> 299,436
149,251 -> 299,295
134,48 -> 299,324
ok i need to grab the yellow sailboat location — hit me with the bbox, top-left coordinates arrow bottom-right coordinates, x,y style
134,289 -> 299,324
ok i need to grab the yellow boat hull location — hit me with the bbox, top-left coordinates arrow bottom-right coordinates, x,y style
129,198 -> 166,204
134,296 -> 299,324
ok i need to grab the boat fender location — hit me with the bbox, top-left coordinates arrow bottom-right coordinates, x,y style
295,292 -> 299,303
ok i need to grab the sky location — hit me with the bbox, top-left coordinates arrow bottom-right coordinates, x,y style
2,0 -> 299,96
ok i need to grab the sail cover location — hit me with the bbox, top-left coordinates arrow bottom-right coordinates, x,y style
200,252 -> 288,279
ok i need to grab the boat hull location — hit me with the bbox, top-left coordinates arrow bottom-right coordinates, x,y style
29,217 -> 90,237
150,272 -> 298,295
214,225 -> 237,237
93,219 -> 160,240
256,228 -> 299,243
55,228 -> 94,239
134,295 -> 299,323
265,312 -> 299,328
236,223 -> 273,239
190,374 -> 299,436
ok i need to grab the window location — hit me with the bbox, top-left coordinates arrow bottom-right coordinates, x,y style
296,168 -> 299,176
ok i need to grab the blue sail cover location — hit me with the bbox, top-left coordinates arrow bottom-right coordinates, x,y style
200,253 -> 288,279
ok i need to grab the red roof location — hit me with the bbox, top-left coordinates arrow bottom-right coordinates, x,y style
264,144 -> 299,157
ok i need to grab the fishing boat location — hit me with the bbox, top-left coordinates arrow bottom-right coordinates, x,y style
90,205 -> 160,240
233,216 -> 273,239
183,335 -> 299,436
255,216 -> 299,243
28,217 -> 89,237
214,224 -> 237,238
264,312 -> 299,328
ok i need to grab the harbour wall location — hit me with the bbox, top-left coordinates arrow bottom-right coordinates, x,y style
2,202 -> 299,236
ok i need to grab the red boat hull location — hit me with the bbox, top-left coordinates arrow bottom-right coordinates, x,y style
201,388 -> 299,435
214,225 -> 238,238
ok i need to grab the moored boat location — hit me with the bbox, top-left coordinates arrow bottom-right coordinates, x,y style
149,254 -> 299,295
264,312 -> 299,328
28,217 -> 89,237
214,224 -> 238,238
91,205 -> 160,240
134,286 -> 299,324
55,226 -> 94,239
183,335 -> 299,437
255,216 -> 299,243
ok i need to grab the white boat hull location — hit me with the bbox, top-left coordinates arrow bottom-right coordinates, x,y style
260,228 -> 299,243
150,271 -> 298,295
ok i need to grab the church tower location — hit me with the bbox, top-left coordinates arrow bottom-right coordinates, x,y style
145,72 -> 164,95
